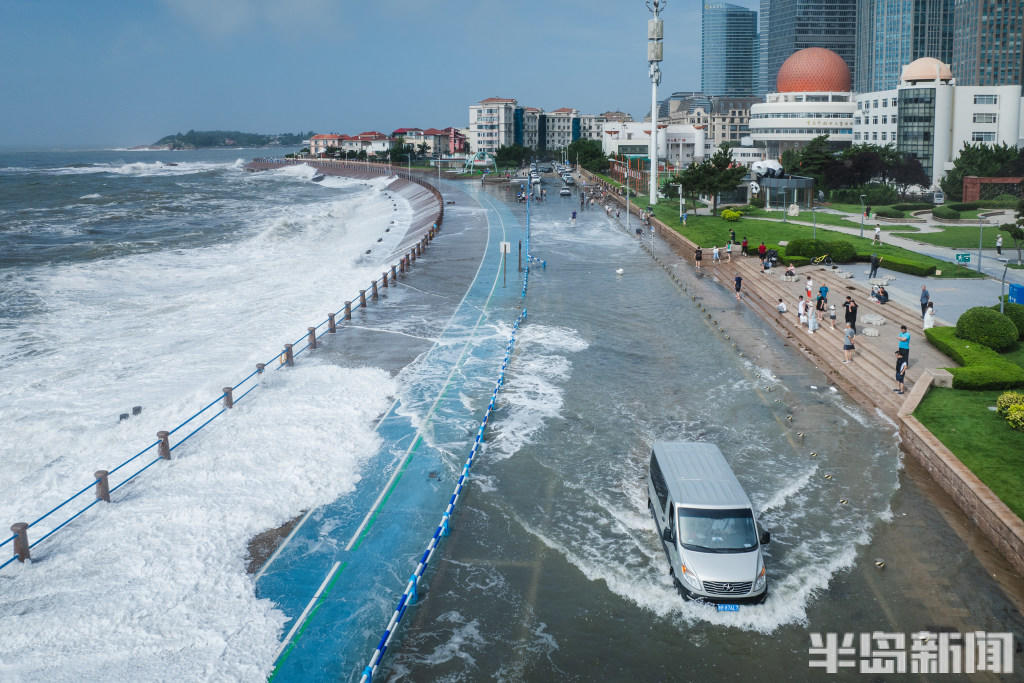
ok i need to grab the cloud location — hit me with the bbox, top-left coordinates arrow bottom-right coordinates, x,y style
162,0 -> 342,38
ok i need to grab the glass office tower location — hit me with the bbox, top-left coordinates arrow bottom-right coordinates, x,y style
758,0 -> 857,95
855,0 -> 954,93
701,2 -> 759,96
951,0 -> 1024,86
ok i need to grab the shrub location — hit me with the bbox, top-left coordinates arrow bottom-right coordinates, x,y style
933,205 -> 960,220
829,184 -> 899,206
855,253 -> 937,276
721,209 -> 742,222
784,239 -> 856,263
990,303 -> 1024,340
1007,404 -> 1024,431
955,306 -> 1019,351
925,327 -> 1024,390
873,207 -> 905,219
948,202 -> 980,212
996,391 -> 1024,416
891,203 -> 933,211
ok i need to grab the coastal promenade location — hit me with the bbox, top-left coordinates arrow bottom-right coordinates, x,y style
582,169 -> 1024,577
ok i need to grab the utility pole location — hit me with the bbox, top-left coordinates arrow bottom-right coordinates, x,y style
647,0 -> 665,205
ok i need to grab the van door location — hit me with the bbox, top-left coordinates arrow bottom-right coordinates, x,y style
665,503 -> 680,567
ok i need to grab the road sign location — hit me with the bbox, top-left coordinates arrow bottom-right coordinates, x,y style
501,241 -> 511,254
955,252 -> 971,264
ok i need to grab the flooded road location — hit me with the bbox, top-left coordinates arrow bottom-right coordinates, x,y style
383,182 -> 1024,681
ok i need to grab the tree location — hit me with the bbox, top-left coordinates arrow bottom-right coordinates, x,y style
495,144 -> 530,168
940,142 -> 1020,200
566,138 -> 608,173
417,142 -> 429,159
1000,196 -> 1024,265
687,147 -> 747,215
890,154 -> 929,199
790,135 -> 833,186
357,149 -> 367,161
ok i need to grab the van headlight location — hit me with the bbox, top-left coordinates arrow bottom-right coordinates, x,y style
680,564 -> 701,591
753,562 -> 766,592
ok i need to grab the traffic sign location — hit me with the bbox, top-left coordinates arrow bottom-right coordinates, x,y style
955,252 -> 971,264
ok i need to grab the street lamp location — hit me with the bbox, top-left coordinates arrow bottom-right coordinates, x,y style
978,220 -> 984,274
646,0 -> 665,205
859,193 -> 867,239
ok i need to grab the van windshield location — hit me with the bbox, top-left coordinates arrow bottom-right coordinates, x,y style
676,507 -> 758,553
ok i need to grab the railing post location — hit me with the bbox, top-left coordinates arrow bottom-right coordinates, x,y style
391,265 -> 398,282
328,313 -> 337,333
344,301 -> 352,320
256,362 -> 266,375
360,290 -> 367,307
371,280 -> 378,299
410,249 -> 416,264
94,470 -> 110,502
10,523 -> 29,563
400,258 -> 406,274
308,327 -> 317,350
157,431 -> 171,459
382,271 -> 389,288
284,344 -> 294,366
222,387 -> 234,409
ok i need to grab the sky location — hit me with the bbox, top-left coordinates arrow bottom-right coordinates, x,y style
0,0 -> 759,148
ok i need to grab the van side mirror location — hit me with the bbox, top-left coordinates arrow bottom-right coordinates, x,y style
760,530 -> 771,545
662,528 -> 675,543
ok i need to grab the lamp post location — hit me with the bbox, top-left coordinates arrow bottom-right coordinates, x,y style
978,221 -> 984,274
859,194 -> 867,239
673,183 -> 683,222
646,0 -> 665,205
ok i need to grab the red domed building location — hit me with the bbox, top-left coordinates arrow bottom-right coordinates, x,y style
749,47 -> 856,157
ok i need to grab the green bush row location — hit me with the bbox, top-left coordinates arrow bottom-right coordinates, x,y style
932,205 -> 960,220
830,184 -> 899,205
784,239 -> 857,262
925,327 -> 1024,390
891,203 -> 933,211
854,254 -> 937,277
991,303 -> 1024,341
873,207 -> 906,219
950,198 -> 1020,210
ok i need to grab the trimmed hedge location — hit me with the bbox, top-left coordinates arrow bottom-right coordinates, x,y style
956,306 -> 1019,351
873,207 -> 905,219
990,302 -> 1024,340
784,239 -> 856,263
891,203 -> 933,211
948,202 -> 980,212
926,327 -> 1024,390
855,253 -> 937,276
932,205 -> 960,220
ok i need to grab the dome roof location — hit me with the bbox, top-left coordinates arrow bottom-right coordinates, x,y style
900,57 -> 953,83
776,47 -> 851,93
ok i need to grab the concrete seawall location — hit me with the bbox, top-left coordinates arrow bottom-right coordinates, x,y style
581,168 -> 1024,577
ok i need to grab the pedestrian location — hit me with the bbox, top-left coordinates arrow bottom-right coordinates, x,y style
777,298 -> 788,314
734,274 -> 743,301
713,245 -> 721,264
571,210 -> 577,226
757,241 -> 767,263
869,253 -> 882,279
726,241 -> 733,262
843,296 -> 858,333
741,237 -> 748,256
808,305 -> 819,333
798,295 -> 807,326
829,302 -> 837,328
873,224 -> 881,245
842,322 -> 856,363
996,234 -> 1003,255
682,209 -> 688,226
898,324 -> 910,366
818,283 -> 829,304
920,285 -> 930,318
894,350 -> 907,394
729,228 -> 736,244
815,291 -> 826,319
923,301 -> 936,330
805,275 -> 813,300
694,245 -> 702,270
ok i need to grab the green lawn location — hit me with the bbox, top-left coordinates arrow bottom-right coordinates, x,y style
741,207 -> 919,230
892,224 -> 1006,248
914,387 -> 1024,520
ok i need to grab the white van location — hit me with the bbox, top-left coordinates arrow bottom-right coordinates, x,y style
647,441 -> 770,603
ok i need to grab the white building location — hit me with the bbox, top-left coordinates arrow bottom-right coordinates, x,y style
467,97 -> 609,154
853,57 -> 1024,188
468,97 -> 517,155
601,121 -> 710,168
748,47 -> 856,158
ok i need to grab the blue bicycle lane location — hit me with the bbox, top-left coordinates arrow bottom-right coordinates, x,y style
256,184 -> 527,682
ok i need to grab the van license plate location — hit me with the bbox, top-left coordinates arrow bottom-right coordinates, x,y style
717,604 -> 740,612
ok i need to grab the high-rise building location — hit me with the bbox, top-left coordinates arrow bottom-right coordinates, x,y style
701,2 -> 759,96
758,0 -> 858,96
951,0 -> 1024,87
855,0 -> 954,92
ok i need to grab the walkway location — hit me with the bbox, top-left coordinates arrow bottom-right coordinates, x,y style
255,181 -> 526,681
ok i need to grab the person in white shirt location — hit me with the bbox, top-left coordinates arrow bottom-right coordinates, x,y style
777,298 -> 788,314
797,296 -> 807,326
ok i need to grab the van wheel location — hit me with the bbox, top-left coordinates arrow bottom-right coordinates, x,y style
672,577 -> 688,599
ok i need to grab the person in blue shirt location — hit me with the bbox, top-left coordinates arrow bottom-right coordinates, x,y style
897,325 -> 910,366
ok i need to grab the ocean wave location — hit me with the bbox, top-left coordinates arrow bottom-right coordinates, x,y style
46,160 -> 238,177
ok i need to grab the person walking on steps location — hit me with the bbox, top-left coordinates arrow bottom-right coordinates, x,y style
757,241 -> 767,263
844,296 -> 858,333
898,324 -> 910,367
694,246 -> 703,270
842,322 -> 856,363
734,274 -> 743,301
869,253 -> 882,279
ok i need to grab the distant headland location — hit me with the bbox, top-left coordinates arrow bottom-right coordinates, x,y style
135,129 -> 311,150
